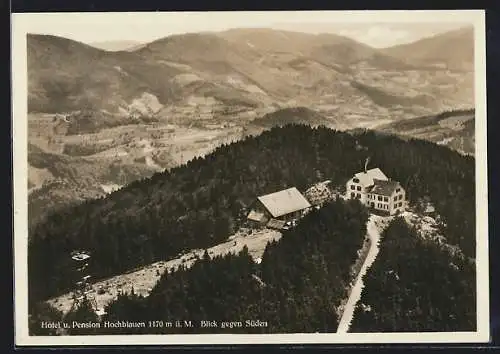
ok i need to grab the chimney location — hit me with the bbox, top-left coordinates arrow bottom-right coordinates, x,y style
364,157 -> 370,173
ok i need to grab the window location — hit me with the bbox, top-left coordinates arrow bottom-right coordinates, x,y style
378,196 -> 382,201
351,192 -> 355,198
356,193 -> 361,199
384,197 -> 388,202
396,188 -> 400,193
394,196 -> 397,201
353,178 -> 359,183
350,185 -> 355,190
357,186 -> 361,191
400,194 -> 403,200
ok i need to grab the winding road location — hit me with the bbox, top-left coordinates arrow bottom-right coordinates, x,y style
336,214 -> 388,333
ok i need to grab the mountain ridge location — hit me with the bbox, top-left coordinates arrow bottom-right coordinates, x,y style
382,26 -> 474,70
89,40 -> 145,52
28,27 -> 474,123
375,108 -> 475,155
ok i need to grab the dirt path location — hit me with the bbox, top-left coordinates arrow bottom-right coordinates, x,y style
336,214 -> 390,333
47,228 -> 281,315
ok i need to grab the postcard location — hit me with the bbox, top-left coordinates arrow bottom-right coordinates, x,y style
12,9 -> 489,346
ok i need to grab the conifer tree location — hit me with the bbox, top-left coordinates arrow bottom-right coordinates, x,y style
63,298 -> 100,335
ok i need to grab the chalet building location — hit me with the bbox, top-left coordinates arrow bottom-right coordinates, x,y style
345,167 -> 406,215
247,187 -> 312,229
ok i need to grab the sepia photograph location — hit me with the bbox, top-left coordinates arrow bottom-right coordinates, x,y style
12,10 -> 489,346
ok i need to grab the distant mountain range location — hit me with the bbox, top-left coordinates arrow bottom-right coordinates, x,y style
28,27 -> 474,129
381,27 -> 474,71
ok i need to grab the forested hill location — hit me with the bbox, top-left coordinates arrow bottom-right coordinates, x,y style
29,124 -> 475,305
351,217 -> 475,332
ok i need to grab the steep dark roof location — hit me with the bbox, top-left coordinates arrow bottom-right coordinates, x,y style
368,179 -> 401,196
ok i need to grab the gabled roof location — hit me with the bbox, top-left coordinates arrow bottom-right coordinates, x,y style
258,187 -> 312,218
368,179 -> 400,197
247,210 -> 267,223
354,168 -> 388,187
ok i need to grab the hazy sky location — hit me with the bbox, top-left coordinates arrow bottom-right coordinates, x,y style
13,11 -> 477,48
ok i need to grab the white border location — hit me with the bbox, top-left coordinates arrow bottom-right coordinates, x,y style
12,10 -> 489,346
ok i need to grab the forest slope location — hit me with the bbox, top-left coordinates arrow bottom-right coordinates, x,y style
33,199 -> 368,335
28,125 -> 475,307
375,109 -> 475,155
106,199 -> 366,334
350,217 -> 475,332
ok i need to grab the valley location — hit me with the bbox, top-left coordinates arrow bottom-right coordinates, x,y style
28,112 -> 248,223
